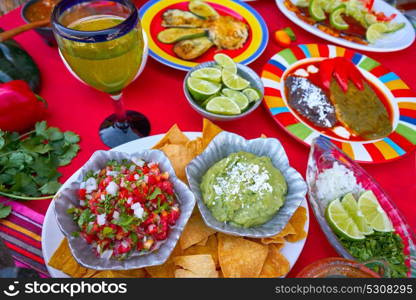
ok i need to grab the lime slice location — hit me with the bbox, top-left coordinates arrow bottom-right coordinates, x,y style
222,88 -> 249,110
385,22 -> 405,33
191,67 -> 222,83
341,193 -> 374,235
206,96 -> 241,115
242,88 -> 261,103
222,69 -> 250,90
366,23 -> 388,43
309,0 -> 326,21
214,53 -> 237,74
187,77 -> 221,102
330,5 -> 349,30
358,190 -> 393,232
326,199 -> 365,240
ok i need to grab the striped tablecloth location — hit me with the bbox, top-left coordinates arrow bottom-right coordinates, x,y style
0,198 -> 49,277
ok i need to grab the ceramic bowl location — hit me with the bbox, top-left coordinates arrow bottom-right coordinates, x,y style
183,61 -> 264,121
186,131 -> 307,238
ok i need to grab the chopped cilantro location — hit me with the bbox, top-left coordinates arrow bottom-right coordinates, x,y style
77,209 -> 94,228
147,187 -> 162,200
339,231 -> 408,278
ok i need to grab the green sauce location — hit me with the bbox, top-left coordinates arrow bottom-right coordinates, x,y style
58,15 -> 143,94
200,152 -> 287,228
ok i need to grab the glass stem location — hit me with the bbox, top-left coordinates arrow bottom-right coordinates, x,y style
111,93 -> 127,123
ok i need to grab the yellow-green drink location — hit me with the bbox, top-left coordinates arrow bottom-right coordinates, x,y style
59,15 -> 143,94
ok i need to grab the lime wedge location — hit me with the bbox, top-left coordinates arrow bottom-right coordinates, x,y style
242,88 -> 261,103
222,88 -> 249,110
341,193 -> 374,235
358,190 -> 393,232
191,67 -> 222,83
310,0 -> 326,21
330,5 -> 349,30
385,22 -> 405,33
200,94 -> 218,108
214,53 -> 237,74
187,77 -> 221,102
366,23 -> 388,43
222,69 -> 250,90
206,96 -> 241,115
326,199 -> 365,240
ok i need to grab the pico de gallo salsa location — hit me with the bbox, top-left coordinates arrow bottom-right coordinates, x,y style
67,159 -> 180,260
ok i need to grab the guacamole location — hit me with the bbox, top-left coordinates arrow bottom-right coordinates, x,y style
200,152 -> 287,228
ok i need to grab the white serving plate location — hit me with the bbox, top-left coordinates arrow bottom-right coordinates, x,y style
275,0 -> 415,52
42,132 -> 309,277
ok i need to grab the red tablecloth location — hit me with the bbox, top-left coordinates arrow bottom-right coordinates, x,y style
0,0 -> 415,277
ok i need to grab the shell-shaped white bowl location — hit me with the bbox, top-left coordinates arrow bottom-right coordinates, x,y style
186,132 -> 307,238
54,150 -> 195,270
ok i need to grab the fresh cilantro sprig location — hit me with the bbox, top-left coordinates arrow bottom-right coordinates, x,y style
0,203 -> 11,218
0,121 -> 80,202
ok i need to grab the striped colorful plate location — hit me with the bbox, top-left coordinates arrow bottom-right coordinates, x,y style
261,44 -> 416,164
139,0 -> 268,71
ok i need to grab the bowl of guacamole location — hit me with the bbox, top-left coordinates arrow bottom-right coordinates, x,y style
186,132 -> 307,238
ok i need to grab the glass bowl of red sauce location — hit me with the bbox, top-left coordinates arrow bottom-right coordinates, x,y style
21,0 -> 61,46
296,258 -> 381,278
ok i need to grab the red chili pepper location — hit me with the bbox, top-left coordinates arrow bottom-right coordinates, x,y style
333,58 -> 350,92
319,59 -> 336,90
374,12 -> 397,22
346,60 -> 365,91
319,58 -> 365,92
0,80 -> 47,133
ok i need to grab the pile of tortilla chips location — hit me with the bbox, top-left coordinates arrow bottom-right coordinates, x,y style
49,119 -> 307,278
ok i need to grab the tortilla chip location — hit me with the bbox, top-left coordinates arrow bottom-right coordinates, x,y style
48,239 -> 90,278
174,254 -> 218,278
196,237 -> 208,246
259,245 -> 290,278
152,124 -> 189,149
201,119 -> 222,148
186,137 -> 204,157
260,222 -> 296,245
145,243 -> 182,278
159,144 -> 195,182
179,213 -> 216,250
285,207 -> 308,243
218,233 -> 268,278
90,269 -> 146,278
152,124 -> 197,183
183,234 -> 219,267
260,236 -> 286,245
48,239 -> 72,269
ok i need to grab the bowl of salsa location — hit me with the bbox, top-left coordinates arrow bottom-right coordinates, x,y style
21,0 -> 60,46
54,149 -> 196,270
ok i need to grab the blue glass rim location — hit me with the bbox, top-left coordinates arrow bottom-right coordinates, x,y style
51,0 -> 138,43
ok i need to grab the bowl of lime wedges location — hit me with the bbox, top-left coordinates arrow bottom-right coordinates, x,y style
183,54 -> 264,121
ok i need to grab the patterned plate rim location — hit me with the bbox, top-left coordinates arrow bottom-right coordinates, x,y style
261,43 -> 416,164
139,0 -> 269,71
